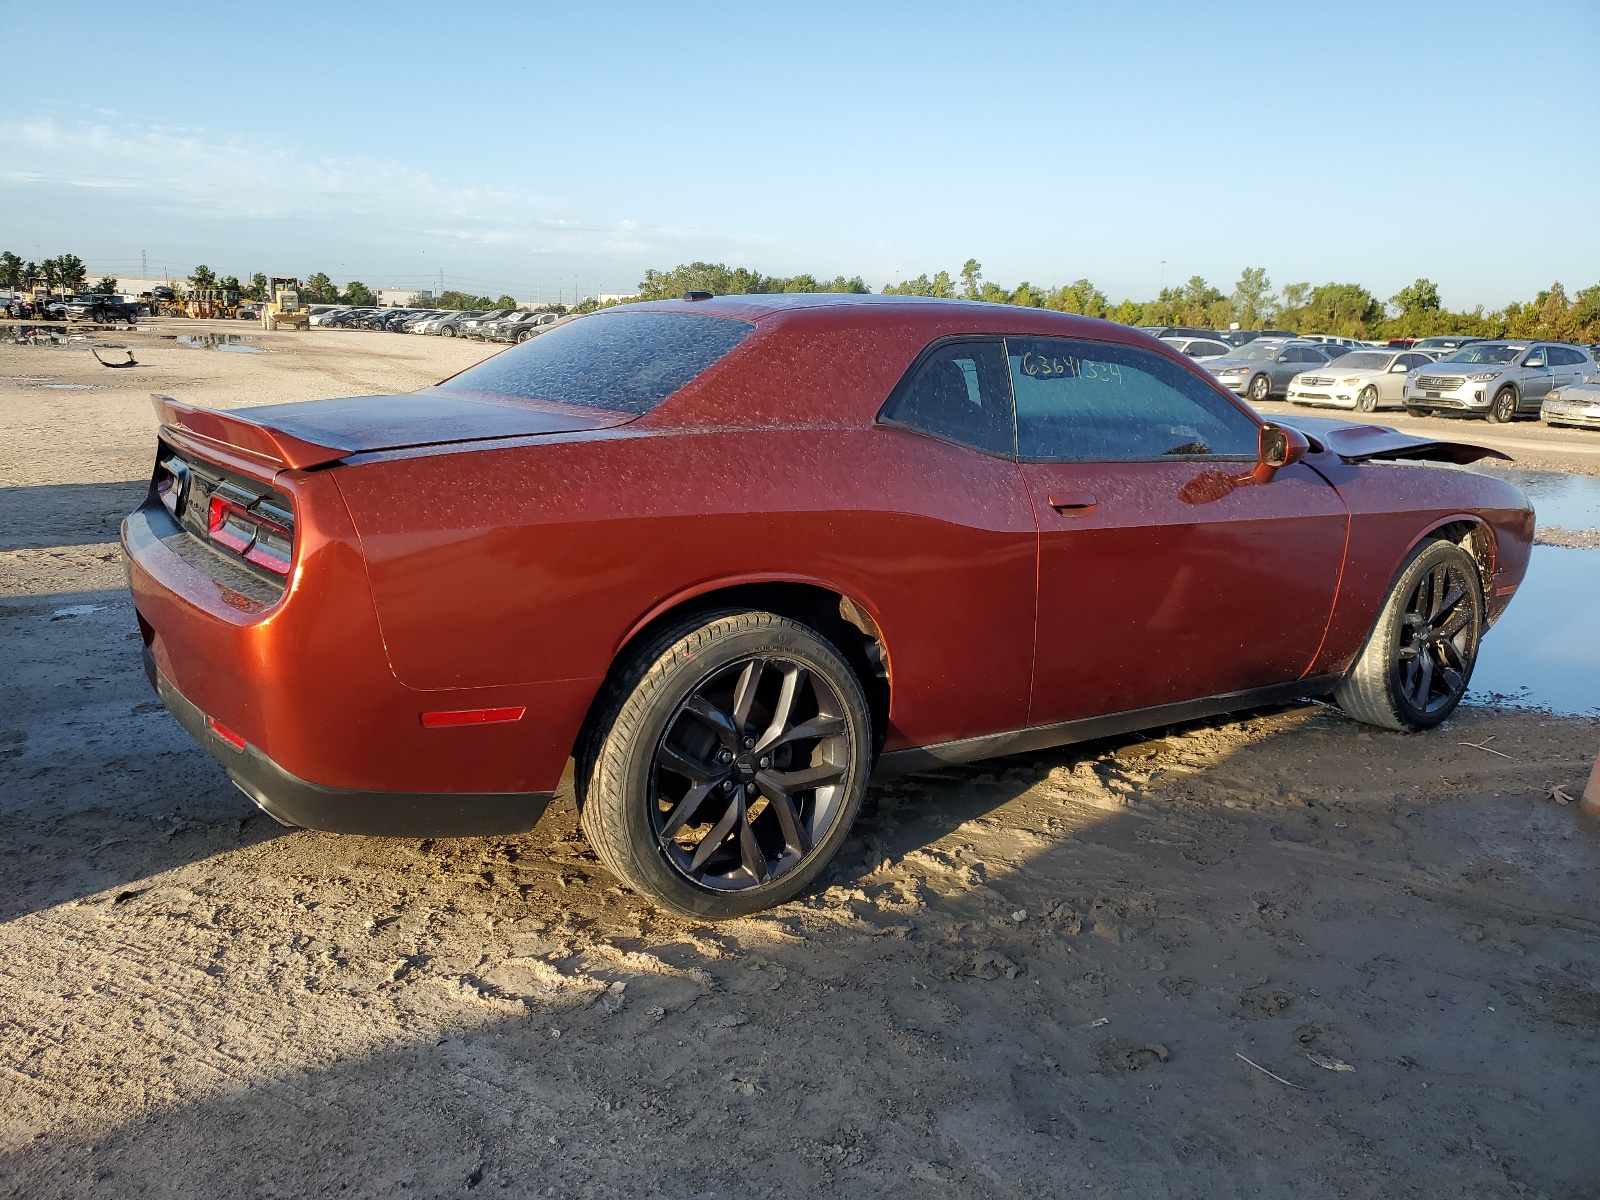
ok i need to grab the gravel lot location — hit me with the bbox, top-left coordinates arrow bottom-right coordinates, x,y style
3,323 -> 1599,1199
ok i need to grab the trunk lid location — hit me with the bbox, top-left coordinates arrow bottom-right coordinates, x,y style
151,387 -> 633,470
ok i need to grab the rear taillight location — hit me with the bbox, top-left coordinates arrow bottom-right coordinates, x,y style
155,456 -> 191,519
155,447 -> 296,584
206,491 -> 295,577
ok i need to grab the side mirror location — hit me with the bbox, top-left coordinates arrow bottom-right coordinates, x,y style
1254,422 -> 1309,484
1391,362 -> 1410,373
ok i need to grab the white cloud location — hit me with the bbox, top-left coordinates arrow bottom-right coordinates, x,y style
0,116 -> 773,286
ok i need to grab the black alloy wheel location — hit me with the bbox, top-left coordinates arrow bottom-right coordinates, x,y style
1249,373 -> 1271,402
651,655 -> 851,891
1357,386 -> 1378,413
1392,559 -> 1478,719
580,610 -> 871,920
1487,387 -> 1517,424
1334,538 -> 1482,732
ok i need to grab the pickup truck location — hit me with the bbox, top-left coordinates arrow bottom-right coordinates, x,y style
65,294 -> 138,325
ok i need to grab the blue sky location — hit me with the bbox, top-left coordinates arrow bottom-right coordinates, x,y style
3,0 -> 1596,308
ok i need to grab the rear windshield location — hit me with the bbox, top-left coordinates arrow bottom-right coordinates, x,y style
442,311 -> 754,414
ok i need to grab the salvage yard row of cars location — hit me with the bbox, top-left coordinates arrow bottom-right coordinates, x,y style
309,304 -> 570,343
1152,326 -> 1600,428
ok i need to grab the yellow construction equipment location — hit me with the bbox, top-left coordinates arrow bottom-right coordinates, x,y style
262,277 -> 309,331
181,288 -> 240,319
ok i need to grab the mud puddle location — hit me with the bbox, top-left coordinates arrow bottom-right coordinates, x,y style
1468,463 -> 1600,533
1471,544 -> 1600,715
167,333 -> 264,353
0,328 -> 82,347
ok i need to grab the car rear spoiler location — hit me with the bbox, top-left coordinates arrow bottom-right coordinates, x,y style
1277,415 -> 1513,466
150,393 -> 352,469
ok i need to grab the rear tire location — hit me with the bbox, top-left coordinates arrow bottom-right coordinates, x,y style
1333,538 -> 1483,732
1486,387 -> 1517,423
579,610 -> 872,920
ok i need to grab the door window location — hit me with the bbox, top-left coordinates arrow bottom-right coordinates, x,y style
1007,337 -> 1259,463
1522,347 -> 1548,368
879,339 -> 1015,456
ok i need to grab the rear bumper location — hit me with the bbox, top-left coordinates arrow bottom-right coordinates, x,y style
123,482 -> 592,801
148,647 -> 551,836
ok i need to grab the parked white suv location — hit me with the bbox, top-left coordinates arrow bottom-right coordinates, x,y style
1403,341 -> 1596,423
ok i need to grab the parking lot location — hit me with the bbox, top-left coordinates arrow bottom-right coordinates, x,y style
3,323 -> 1599,1198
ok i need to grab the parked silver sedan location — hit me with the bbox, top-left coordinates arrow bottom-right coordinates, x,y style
1203,339 -> 1335,401
1542,379 -> 1600,429
1286,348 -> 1438,412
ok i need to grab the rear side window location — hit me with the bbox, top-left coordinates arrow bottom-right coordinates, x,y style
880,339 -> 1015,456
1008,337 -> 1259,463
442,311 -> 754,414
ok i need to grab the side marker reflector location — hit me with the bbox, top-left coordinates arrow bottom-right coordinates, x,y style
421,706 -> 526,729
207,716 -> 247,750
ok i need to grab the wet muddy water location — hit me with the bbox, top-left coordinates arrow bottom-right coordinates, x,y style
170,333 -> 264,353
1473,464 -> 1600,532
1463,466 -> 1600,715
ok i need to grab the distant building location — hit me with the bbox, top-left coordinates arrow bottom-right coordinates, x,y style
83,275 -> 173,298
378,288 -> 429,307
598,293 -> 638,305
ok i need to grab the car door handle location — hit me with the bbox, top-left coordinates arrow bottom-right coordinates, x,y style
1047,492 -> 1097,513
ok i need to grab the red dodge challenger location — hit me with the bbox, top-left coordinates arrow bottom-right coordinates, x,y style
123,295 -> 1533,919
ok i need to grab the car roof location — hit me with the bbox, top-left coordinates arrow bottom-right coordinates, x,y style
614,295 -> 1239,430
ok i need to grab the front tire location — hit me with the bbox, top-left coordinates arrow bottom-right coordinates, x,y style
1333,538 -> 1483,732
580,610 -> 872,920
1486,387 -> 1517,423
1357,386 -> 1378,413
1249,373 -> 1271,402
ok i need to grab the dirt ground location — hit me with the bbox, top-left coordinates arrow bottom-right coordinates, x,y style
3,323 -> 1599,1199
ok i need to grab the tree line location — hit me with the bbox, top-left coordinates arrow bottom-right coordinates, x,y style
10,249 -> 1597,343
634,259 -> 1600,345
0,252 -> 117,298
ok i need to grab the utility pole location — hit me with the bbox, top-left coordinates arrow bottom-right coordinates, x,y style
141,250 -> 147,277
